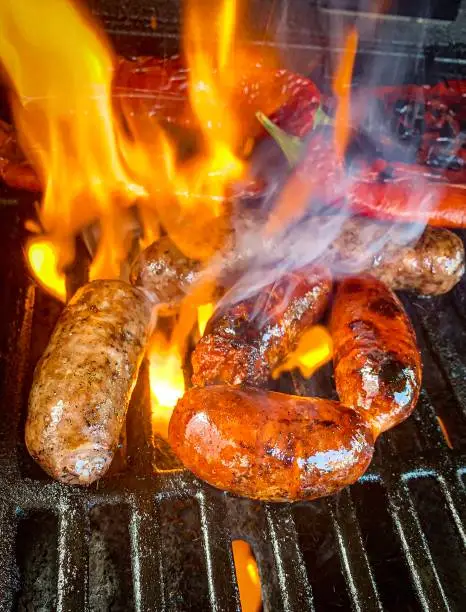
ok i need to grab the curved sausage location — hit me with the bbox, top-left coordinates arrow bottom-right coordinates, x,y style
168,386 -> 374,502
330,276 -> 422,436
130,236 -> 202,315
26,280 -> 155,484
370,227 -> 464,295
191,266 -> 332,387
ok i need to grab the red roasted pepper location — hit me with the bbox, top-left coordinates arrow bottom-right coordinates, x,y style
0,56 -> 320,192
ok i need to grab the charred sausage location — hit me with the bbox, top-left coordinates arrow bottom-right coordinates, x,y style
26,280 -> 155,484
168,385 -> 374,502
331,277 -> 422,436
370,227 -> 465,295
191,266 -> 332,387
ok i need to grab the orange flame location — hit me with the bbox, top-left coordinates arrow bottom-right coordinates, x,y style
333,28 -> 358,160
26,239 -> 66,301
232,540 -> 262,612
0,0 -> 144,285
266,28 -> 358,235
273,325 -> 333,379
0,0 -> 289,296
197,302 -> 215,336
148,331 -> 185,440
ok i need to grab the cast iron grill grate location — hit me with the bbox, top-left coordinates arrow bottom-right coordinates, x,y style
0,1 -> 466,610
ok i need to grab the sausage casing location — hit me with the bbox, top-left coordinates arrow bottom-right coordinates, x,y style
331,277 -> 422,436
325,218 -> 464,296
130,236 -> 201,314
168,386 -> 374,502
191,266 -> 332,387
371,227 -> 465,295
26,280 -> 154,484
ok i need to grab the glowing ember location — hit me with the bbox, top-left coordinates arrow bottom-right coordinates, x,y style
148,332 -> 185,440
26,239 -> 66,301
232,540 -> 262,612
273,325 -> 333,379
436,416 -> 453,449
197,302 -> 215,336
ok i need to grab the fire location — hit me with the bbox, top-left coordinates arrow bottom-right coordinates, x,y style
273,325 -> 333,379
232,540 -> 262,612
333,28 -> 358,160
138,0 -> 253,260
26,239 -> 66,302
0,0 -> 287,295
266,28 -> 358,234
148,331 -> 185,440
0,0 -> 144,285
197,302 -> 215,336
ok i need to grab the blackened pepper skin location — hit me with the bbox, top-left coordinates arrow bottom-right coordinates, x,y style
26,280 -> 154,484
331,276 -> 422,436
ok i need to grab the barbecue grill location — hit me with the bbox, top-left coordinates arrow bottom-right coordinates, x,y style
1,0 -> 466,610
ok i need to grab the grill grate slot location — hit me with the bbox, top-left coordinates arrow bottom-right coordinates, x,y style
129,497 -> 165,611
56,497 -> 89,611
197,491 -> 242,612
384,479 -> 450,611
325,490 -> 382,611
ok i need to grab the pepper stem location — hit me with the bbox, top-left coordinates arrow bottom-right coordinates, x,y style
256,106 -> 334,168
255,111 -> 304,167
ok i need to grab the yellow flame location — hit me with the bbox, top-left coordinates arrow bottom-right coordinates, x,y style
197,302 -> 215,336
1,0 -> 290,302
232,540 -> 262,612
333,28 -> 358,160
0,0 -> 144,286
26,239 -> 66,301
148,332 -> 185,440
273,325 -> 333,379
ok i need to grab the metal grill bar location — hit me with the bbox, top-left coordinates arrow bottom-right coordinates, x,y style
436,475 -> 466,548
129,497 -> 165,612
326,489 -> 383,611
56,496 -> 89,612
0,505 -> 17,611
385,479 -> 450,611
264,504 -> 313,612
197,490 -> 241,612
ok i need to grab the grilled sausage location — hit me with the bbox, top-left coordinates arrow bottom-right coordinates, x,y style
191,266 -> 332,387
331,277 -> 422,436
26,280 -> 155,484
130,236 -> 202,315
370,227 -> 465,295
325,219 -> 464,296
168,386 -> 374,502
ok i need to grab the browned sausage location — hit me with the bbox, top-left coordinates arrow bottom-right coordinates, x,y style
26,280 -> 155,484
330,276 -> 422,436
191,266 -> 332,387
370,227 -> 465,295
325,219 -> 464,296
168,385 -> 374,502
130,236 -> 202,315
